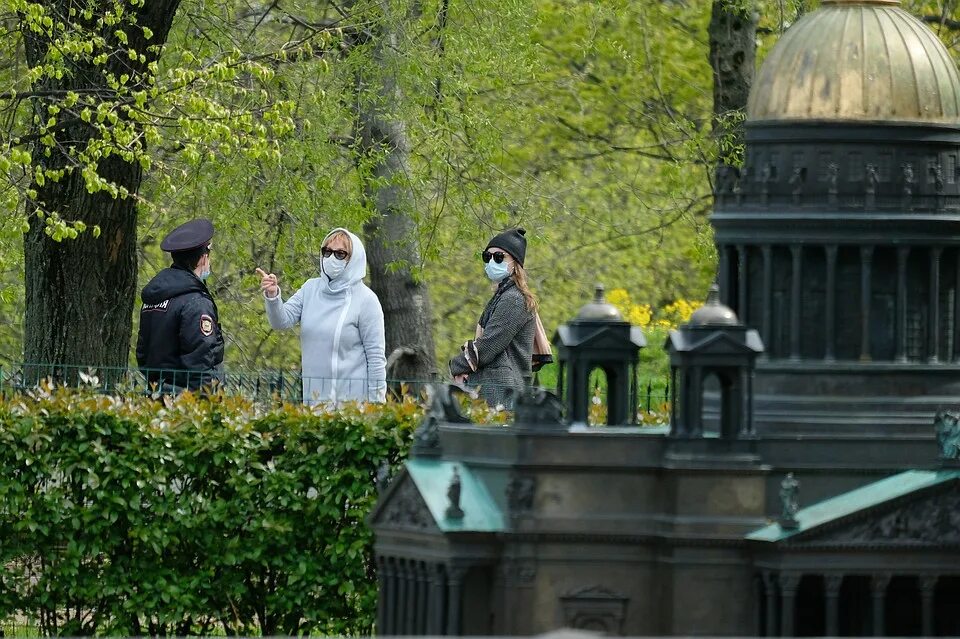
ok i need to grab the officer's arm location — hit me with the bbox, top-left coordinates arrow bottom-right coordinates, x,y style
135,314 -> 147,368
179,297 -> 224,389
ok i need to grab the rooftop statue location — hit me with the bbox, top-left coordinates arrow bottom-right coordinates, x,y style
934,410 -> 960,461
779,473 -> 800,529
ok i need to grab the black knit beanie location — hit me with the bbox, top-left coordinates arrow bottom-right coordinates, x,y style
486,228 -> 527,266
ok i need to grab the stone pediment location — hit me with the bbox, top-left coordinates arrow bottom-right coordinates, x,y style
809,486 -> 960,547
369,470 -> 440,534
554,325 -> 644,350
368,459 -> 506,535
668,329 -> 763,355
748,471 -> 960,549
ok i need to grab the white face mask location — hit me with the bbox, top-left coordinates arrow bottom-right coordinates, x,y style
323,255 -> 348,280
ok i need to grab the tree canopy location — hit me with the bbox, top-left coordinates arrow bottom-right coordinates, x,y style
0,0 -> 956,371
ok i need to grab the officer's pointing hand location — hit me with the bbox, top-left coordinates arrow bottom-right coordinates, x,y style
255,267 -> 279,298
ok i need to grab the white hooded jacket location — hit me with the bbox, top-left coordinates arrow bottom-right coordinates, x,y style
264,228 -> 387,404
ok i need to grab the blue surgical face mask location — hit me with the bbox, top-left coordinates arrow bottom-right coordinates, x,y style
323,255 -> 348,280
198,256 -> 211,281
485,259 -> 510,282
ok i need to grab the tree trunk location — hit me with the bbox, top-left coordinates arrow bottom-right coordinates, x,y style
354,4 -> 438,382
708,0 -> 757,171
23,159 -> 140,371
20,0 -> 182,371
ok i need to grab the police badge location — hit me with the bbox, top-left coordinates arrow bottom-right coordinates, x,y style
200,314 -> 214,336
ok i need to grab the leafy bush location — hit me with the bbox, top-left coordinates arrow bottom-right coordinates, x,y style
0,387 -> 419,636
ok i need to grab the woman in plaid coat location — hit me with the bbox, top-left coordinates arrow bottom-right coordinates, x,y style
449,228 -> 544,408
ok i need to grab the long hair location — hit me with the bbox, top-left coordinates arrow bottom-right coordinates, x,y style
511,263 -> 538,313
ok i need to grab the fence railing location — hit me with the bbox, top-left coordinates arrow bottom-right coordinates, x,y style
0,362 -> 670,423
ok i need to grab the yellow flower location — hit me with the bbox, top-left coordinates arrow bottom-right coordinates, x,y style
627,304 -> 652,327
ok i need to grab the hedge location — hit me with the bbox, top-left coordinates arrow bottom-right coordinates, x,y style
0,386 -> 420,636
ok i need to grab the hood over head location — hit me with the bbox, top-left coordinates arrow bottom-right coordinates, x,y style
322,227 -> 367,293
142,265 -> 209,304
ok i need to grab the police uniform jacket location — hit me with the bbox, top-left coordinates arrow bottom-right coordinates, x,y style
136,265 -> 224,390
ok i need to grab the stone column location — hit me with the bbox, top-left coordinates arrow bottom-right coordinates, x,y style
871,574 -> 891,637
825,245 -> 838,361
860,246 -> 874,361
670,367 -> 679,435
427,563 -> 445,635
738,244 -> 749,318
762,245 -> 773,358
825,575 -> 843,637
720,244 -> 733,306
896,247 -> 910,362
920,575 -> 938,637
779,573 -> 801,637
762,572 -> 779,637
413,561 -> 427,634
790,246 -> 802,361
446,566 -> 466,635
929,247 -> 943,362
396,559 -> 409,633
688,366 -> 703,437
384,558 -> 398,635
954,250 -> 960,361
376,556 -> 388,634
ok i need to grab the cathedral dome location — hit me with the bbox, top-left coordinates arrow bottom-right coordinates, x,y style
747,0 -> 960,125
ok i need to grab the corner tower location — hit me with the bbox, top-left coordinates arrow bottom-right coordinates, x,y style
712,0 -> 960,434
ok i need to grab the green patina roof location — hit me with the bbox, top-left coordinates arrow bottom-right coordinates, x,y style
747,469 -> 960,543
405,458 -> 506,533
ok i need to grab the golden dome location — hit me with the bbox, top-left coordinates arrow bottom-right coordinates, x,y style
747,0 -> 960,124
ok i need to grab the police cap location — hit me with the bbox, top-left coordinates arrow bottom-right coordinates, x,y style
160,219 -> 214,253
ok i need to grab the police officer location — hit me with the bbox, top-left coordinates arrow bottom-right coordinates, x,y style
136,218 -> 224,392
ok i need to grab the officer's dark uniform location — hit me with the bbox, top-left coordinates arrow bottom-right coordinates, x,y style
135,219 -> 224,391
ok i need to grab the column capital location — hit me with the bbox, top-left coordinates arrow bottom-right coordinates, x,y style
825,574 -> 844,595
778,571 -> 801,594
446,564 -> 468,582
761,570 -> 779,589
383,557 -> 396,577
871,573 -> 892,596
920,574 -> 939,593
861,245 -> 875,259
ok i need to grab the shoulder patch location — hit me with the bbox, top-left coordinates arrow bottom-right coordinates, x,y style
200,314 -> 215,336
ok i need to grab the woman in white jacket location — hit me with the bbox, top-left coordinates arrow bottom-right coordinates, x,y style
256,228 -> 387,404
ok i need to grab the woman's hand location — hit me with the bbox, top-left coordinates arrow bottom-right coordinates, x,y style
453,373 -> 469,385
255,267 -> 279,298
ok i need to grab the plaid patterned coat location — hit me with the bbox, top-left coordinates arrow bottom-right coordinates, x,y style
450,280 -> 535,408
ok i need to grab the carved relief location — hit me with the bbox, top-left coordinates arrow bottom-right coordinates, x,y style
380,478 -> 435,531
811,485 -> 960,546
506,475 -> 537,513
560,585 -> 629,636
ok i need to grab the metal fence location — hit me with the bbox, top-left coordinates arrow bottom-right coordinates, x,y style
0,362 -> 670,421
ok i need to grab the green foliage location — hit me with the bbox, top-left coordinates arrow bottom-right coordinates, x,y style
3,0 -> 955,371
0,387 -> 420,635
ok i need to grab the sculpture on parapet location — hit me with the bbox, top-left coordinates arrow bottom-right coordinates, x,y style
779,472 -> 800,529
411,383 -> 472,457
445,466 -> 465,519
902,162 -> 915,209
934,410 -> 960,461
827,162 -> 839,206
512,384 -> 565,428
